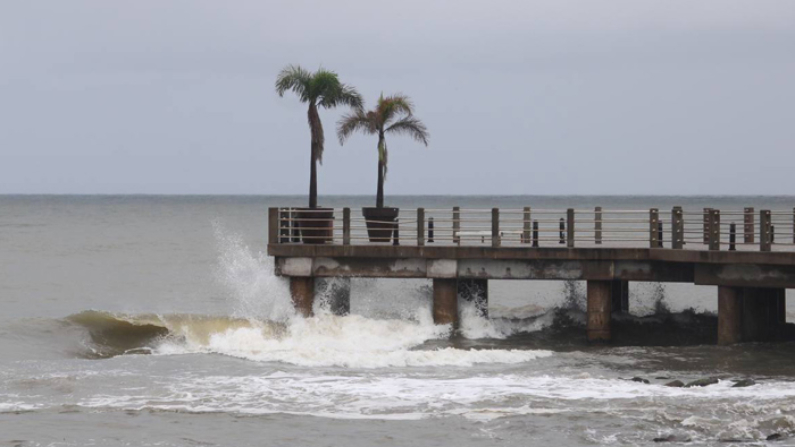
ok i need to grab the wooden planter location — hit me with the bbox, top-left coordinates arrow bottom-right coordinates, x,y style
296,207 -> 334,244
362,207 -> 399,243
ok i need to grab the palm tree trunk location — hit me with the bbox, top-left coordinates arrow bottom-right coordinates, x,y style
309,145 -> 317,208
307,103 -> 321,208
376,135 -> 385,208
376,159 -> 385,208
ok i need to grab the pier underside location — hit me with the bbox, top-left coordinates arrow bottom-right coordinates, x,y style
272,246 -> 793,344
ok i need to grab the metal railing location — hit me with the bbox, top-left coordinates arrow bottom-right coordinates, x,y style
268,206 -> 795,252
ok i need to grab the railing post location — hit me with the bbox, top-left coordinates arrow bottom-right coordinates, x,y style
729,222 -> 736,251
269,208 -> 279,244
417,208 -> 425,246
559,218 -> 565,244
393,219 -> 400,246
428,217 -> 434,243
279,209 -> 294,243
453,206 -> 461,244
671,206 -> 683,249
279,209 -> 290,244
760,210 -> 771,251
649,208 -> 659,248
532,220 -> 539,247
522,206 -> 531,244
567,208 -> 575,248
595,206 -> 602,245
291,208 -> 300,243
492,208 -> 500,247
703,207 -> 712,244
708,209 -> 720,251
342,207 -> 351,245
744,207 -> 755,244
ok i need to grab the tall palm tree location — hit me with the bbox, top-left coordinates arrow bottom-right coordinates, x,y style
337,94 -> 429,208
275,65 -> 363,208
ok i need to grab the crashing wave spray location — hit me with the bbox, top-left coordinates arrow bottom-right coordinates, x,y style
166,225 -> 549,367
213,222 -> 295,322
64,226 -> 557,367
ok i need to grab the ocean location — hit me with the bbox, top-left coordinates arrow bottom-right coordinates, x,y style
2,195 -> 795,446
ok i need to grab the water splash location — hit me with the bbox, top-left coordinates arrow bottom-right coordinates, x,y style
212,223 -> 294,322
563,280 -> 586,311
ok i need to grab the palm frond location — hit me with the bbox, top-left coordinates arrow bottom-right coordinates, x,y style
378,94 -> 414,125
308,69 -> 338,99
319,82 -> 363,110
384,116 -> 429,146
336,109 -> 376,145
275,64 -> 312,101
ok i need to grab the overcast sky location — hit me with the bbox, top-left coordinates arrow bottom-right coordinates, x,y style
2,1 -> 794,195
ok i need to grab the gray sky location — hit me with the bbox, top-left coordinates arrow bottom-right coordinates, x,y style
2,1 -> 794,195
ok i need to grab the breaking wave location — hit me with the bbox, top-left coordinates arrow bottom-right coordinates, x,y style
61,309 -> 552,368
33,227 -> 790,368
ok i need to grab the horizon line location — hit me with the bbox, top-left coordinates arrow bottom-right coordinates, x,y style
2,193 -> 794,198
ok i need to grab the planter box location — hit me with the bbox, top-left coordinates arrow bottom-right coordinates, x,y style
296,207 -> 334,244
362,207 -> 399,243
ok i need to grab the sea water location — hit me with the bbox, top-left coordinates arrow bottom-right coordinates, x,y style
1,195 -> 795,446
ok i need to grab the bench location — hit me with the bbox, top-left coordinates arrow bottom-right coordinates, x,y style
454,230 -> 524,244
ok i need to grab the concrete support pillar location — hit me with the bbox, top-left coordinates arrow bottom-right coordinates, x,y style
610,280 -> 629,314
316,278 -> 351,316
290,276 -> 315,317
718,286 -> 743,345
742,288 -> 767,342
587,280 -> 612,342
775,288 -> 787,325
741,287 -> 785,342
765,288 -> 786,329
458,279 -> 488,318
433,278 -> 458,326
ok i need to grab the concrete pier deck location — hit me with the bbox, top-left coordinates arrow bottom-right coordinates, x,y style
268,206 -> 794,344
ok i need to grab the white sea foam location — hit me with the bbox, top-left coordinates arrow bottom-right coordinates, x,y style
0,402 -> 37,413
155,310 -> 551,368
68,372 -> 795,423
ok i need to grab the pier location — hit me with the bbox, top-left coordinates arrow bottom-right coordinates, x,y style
268,206 -> 795,344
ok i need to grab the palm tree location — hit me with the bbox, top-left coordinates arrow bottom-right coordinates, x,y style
275,65 -> 363,208
337,94 -> 429,208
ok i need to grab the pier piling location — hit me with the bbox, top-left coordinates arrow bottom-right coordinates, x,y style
433,279 -> 458,326
718,286 -> 743,345
587,280 -> 612,342
290,277 -> 315,317
610,280 -> 629,314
